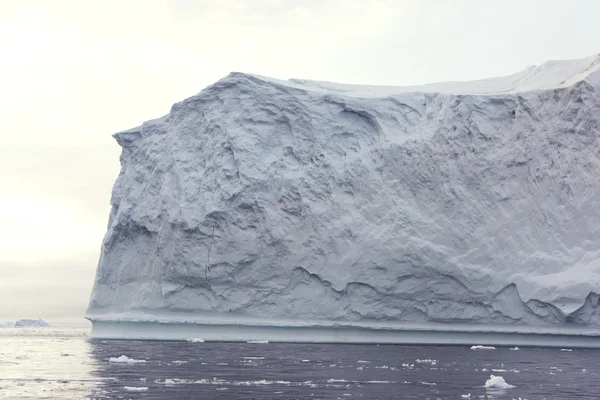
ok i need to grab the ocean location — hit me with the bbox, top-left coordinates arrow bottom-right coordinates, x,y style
0,326 -> 597,399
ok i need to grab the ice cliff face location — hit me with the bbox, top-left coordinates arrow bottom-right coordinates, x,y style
88,54 -> 600,327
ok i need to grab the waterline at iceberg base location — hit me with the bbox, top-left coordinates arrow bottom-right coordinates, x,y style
87,313 -> 600,348
87,53 -> 600,345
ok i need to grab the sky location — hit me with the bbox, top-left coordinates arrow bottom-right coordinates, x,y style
1,0 -> 599,324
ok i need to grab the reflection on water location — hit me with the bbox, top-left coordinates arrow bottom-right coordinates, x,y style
1,327 -> 599,399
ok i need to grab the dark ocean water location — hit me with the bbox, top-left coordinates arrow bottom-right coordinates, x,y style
0,327 -> 598,399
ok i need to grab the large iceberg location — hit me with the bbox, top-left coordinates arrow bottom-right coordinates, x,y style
87,54 -> 600,345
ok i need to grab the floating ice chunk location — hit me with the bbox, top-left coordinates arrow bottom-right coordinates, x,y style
560,349 -> 573,352
186,338 -> 204,343
171,360 -> 188,365
461,394 -> 471,399
420,381 -> 437,386
509,347 -> 520,351
247,340 -> 269,344
301,359 -> 310,362
108,355 -> 146,364
471,345 -> 496,350
492,369 -> 507,372
357,360 -> 370,363
484,375 -> 515,389
124,386 -> 148,392
415,359 -> 437,364
243,356 -> 265,360
328,379 -> 348,383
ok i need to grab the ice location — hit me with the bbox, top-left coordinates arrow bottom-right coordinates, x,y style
124,386 -> 148,392
560,349 -> 573,352
415,359 -> 437,364
247,340 -> 269,344
0,319 -> 49,328
186,338 -> 204,343
509,347 -> 520,351
471,345 -> 496,350
86,53 -> 600,343
108,355 -> 146,364
461,395 -> 471,399
171,360 -> 188,365
484,375 -> 516,389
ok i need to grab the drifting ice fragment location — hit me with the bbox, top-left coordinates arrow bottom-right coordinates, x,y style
108,355 -> 146,364
484,375 -> 515,389
471,345 -> 496,350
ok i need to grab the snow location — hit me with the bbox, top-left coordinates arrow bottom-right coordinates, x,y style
484,375 -> 515,389
87,53 -> 600,342
124,386 -> 148,392
108,355 -> 146,364
471,345 -> 496,350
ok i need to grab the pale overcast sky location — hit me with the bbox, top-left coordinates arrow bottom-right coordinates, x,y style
1,0 -> 599,323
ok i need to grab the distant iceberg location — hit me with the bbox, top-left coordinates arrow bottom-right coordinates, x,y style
0,319 -> 50,328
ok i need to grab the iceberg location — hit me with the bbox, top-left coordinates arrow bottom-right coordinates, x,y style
87,53 -> 600,346
0,319 -> 50,328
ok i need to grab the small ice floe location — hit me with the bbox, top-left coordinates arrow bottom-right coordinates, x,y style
186,338 -> 204,343
301,359 -> 310,363
415,359 -> 437,365
461,394 -> 471,399
356,366 -> 364,371
492,369 -> 507,372
159,378 -> 194,386
243,357 -> 265,360
357,360 -> 370,364
560,348 -> 573,352
124,386 -> 148,392
375,365 -> 389,369
484,375 -> 515,389
108,355 -> 146,364
171,360 -> 188,365
247,340 -> 269,344
582,369 -> 587,373
509,347 -> 520,351
401,363 -> 414,368
471,345 -> 496,350
420,381 -> 437,386
328,379 -> 348,383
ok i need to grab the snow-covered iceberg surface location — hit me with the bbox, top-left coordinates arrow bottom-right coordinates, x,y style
87,53 -> 600,343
